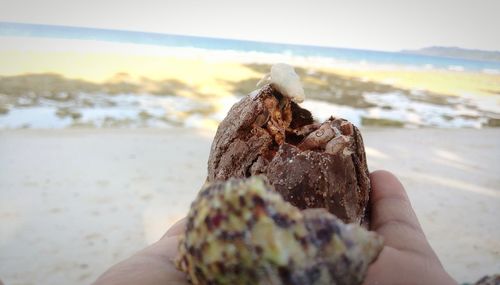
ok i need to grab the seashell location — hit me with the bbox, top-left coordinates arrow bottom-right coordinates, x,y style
207,83 -> 370,224
176,176 -> 383,285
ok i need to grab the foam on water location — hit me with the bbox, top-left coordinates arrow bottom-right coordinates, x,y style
301,100 -> 364,126
2,22 -> 500,73
363,92 -> 487,128
0,89 -> 497,129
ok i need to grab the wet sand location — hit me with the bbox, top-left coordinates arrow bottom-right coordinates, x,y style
2,38 -> 499,130
0,128 -> 499,284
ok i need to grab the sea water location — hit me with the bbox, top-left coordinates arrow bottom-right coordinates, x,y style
0,22 -> 499,129
1,22 -> 500,73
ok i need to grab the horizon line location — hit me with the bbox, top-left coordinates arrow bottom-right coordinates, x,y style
0,21 -> 448,54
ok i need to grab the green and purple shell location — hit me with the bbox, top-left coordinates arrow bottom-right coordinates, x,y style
176,176 -> 383,285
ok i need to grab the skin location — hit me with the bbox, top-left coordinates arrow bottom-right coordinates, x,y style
93,170 -> 458,285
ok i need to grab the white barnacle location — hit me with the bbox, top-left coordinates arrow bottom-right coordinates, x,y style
257,63 -> 305,103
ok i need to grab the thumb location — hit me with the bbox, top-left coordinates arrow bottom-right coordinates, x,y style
369,170 -> 429,253
364,171 -> 456,285
162,218 -> 187,239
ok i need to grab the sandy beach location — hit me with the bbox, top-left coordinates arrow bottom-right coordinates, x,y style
1,37 -> 499,131
0,128 -> 499,284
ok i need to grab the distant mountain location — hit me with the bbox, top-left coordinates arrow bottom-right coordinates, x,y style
402,47 -> 500,62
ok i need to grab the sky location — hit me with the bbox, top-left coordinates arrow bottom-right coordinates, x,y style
1,0 -> 499,52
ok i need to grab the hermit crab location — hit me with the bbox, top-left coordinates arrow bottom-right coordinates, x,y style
176,176 -> 383,285
207,64 -> 370,224
176,64 -> 379,284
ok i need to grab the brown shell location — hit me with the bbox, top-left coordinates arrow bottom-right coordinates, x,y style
207,85 -> 370,224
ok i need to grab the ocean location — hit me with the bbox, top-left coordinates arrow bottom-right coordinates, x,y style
1,22 -> 499,73
1,22 -> 499,129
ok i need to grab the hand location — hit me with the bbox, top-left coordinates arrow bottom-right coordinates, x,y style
92,219 -> 189,285
93,170 -> 457,285
363,170 -> 457,285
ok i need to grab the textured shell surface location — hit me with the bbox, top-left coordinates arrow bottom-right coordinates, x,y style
207,83 -> 371,224
176,176 -> 383,285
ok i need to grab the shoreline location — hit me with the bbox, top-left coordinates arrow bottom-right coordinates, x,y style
1,35 -> 499,73
1,37 -> 499,96
1,37 -> 498,131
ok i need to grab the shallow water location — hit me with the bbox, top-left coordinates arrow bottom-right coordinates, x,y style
0,107 -> 72,128
0,90 -> 497,129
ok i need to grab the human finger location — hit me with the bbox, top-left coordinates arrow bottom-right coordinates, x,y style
369,170 -> 429,252
163,217 -> 187,239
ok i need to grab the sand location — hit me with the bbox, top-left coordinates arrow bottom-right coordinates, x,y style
1,37 -> 499,98
0,128 -> 499,284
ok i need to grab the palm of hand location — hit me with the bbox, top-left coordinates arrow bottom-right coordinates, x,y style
158,234 -> 190,285
162,171 -> 455,285
94,171 -> 456,285
94,226 -> 189,285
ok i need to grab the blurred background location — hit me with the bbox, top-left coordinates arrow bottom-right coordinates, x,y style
0,0 -> 499,284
